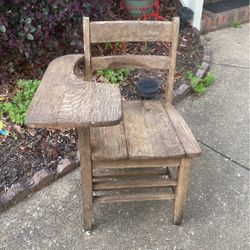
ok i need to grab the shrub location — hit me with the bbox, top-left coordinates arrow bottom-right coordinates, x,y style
0,79 -> 40,125
0,0 -> 111,58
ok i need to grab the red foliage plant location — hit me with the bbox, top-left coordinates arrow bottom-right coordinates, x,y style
0,0 -> 111,58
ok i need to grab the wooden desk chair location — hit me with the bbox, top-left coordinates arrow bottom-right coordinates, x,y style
26,17 -> 201,231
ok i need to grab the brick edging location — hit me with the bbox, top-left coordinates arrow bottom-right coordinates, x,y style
0,156 -> 80,213
201,5 -> 250,33
173,35 -> 212,103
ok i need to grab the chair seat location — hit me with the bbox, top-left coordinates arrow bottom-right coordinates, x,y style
90,100 -> 201,161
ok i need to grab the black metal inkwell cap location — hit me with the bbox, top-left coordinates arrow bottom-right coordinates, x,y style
136,78 -> 160,98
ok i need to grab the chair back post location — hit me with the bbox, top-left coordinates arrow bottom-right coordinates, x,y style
165,17 -> 180,104
83,17 -> 92,81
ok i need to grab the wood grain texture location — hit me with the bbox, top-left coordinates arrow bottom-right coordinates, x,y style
87,18 -> 180,103
94,192 -> 175,204
173,158 -> 192,225
26,55 -> 122,128
92,55 -> 170,71
93,176 -> 177,190
26,54 -> 81,128
165,104 -> 201,157
90,21 -> 172,43
83,17 -> 92,81
57,82 -> 122,127
123,101 -> 185,159
78,127 -> 93,230
90,123 -> 128,161
93,158 -> 180,169
165,17 -> 180,103
90,100 -> 189,161
93,167 -> 169,178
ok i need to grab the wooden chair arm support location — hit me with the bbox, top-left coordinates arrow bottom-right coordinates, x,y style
165,104 -> 201,158
26,54 -> 122,129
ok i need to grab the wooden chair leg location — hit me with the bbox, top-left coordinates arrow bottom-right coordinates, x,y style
78,127 -> 93,231
173,158 -> 192,225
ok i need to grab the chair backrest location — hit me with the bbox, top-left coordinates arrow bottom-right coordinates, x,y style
83,17 -> 179,103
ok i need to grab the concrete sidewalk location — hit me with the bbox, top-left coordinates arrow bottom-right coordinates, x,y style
0,24 -> 249,250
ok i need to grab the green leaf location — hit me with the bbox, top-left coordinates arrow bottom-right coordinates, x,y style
43,9 -> 49,15
194,83 -> 205,94
25,18 -> 32,25
18,31 -> 26,37
203,72 -> 215,87
24,26 -> 29,32
29,26 -> 36,33
26,33 -> 34,41
0,24 -> 6,33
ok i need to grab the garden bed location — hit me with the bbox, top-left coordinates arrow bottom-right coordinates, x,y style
0,0 -> 208,209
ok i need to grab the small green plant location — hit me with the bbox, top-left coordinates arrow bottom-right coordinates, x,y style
0,79 -> 40,125
104,42 -> 123,50
186,71 -> 215,94
202,72 -> 215,87
230,20 -> 242,28
97,68 -> 133,85
143,42 -> 149,53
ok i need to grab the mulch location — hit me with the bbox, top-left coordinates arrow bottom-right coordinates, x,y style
0,125 -> 77,192
119,27 -> 203,100
0,0 -> 203,194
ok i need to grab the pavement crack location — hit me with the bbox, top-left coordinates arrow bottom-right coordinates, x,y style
197,139 -> 249,171
211,62 -> 250,69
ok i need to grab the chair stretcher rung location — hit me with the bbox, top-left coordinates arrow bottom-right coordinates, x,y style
94,192 -> 175,204
93,178 -> 177,191
93,159 -> 180,169
93,167 -> 169,178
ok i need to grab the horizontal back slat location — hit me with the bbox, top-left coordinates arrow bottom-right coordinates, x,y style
90,21 -> 172,43
92,55 -> 170,71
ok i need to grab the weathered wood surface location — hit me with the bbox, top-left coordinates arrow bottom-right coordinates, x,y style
93,176 -> 177,190
91,123 -> 128,161
123,101 -> 185,159
90,100 -> 200,161
26,55 -> 122,128
78,127 -> 93,230
90,20 -> 172,43
83,17 -> 92,81
91,100 -> 187,161
165,17 -> 180,103
166,104 -> 201,157
94,192 -> 175,204
87,18 -> 180,102
93,167 -> 169,178
92,158 -> 180,169
92,55 -> 170,71
173,158 -> 192,225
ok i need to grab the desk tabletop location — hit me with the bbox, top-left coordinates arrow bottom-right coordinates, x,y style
26,54 -> 122,129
